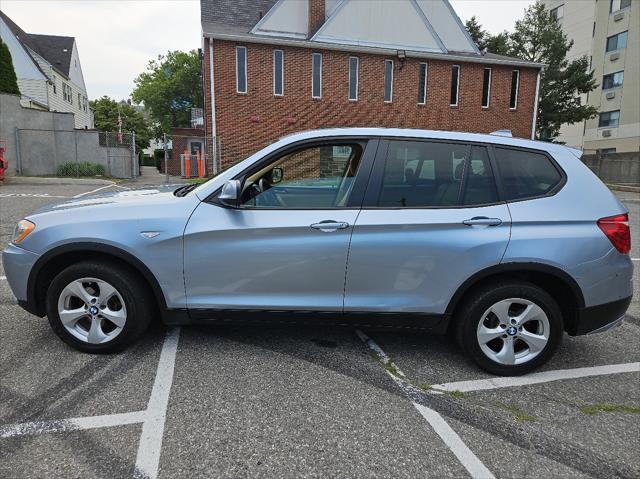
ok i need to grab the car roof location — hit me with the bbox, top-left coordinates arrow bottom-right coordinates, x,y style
279,128 -> 582,158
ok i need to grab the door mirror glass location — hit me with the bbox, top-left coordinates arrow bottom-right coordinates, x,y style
271,167 -> 283,184
219,180 -> 241,207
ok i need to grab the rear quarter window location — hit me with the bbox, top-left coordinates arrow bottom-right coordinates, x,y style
494,147 -> 563,201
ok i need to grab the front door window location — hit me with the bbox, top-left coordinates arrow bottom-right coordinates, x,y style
240,143 -> 364,208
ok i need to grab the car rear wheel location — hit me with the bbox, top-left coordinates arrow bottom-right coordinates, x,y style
46,261 -> 153,353
456,281 -> 563,376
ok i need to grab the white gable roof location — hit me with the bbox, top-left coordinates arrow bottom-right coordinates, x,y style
313,0 -> 444,53
415,0 -> 478,53
250,0 -> 478,55
251,0 -> 309,39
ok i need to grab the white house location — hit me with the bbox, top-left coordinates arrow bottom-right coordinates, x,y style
0,10 -> 93,129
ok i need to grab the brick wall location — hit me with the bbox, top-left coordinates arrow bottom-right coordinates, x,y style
206,39 -> 538,169
160,127 -> 205,176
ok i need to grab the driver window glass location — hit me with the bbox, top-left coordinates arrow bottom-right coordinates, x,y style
240,143 -> 364,208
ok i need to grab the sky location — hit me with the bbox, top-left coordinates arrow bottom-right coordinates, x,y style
1,0 -> 535,101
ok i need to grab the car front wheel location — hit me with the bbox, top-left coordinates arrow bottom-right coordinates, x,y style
456,281 -> 563,376
46,261 -> 153,353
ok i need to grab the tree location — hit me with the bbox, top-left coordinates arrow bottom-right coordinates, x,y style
131,50 -> 202,134
0,38 -> 20,95
465,16 -> 512,55
90,96 -> 152,153
485,32 -> 511,56
510,2 -> 598,141
465,16 -> 488,51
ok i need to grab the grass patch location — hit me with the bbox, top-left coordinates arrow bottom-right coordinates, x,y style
383,361 -> 402,377
56,161 -> 105,177
491,401 -> 536,422
186,177 -> 208,184
418,383 -> 432,392
445,390 -> 467,399
579,404 -> 640,415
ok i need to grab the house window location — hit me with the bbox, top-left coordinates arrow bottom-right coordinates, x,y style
599,110 -> 620,128
418,63 -> 427,105
606,31 -> 627,52
236,46 -> 247,93
384,60 -> 394,102
312,53 -> 322,99
550,4 -> 564,22
348,56 -> 359,101
450,65 -> 460,106
78,93 -> 82,108
52,75 -> 57,94
602,71 -> 624,89
509,70 -> 520,110
273,49 -> 284,96
610,0 -> 631,13
482,67 -> 492,108
62,83 -> 72,103
599,148 -> 617,156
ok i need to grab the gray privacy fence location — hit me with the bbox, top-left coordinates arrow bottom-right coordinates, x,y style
14,128 -> 137,179
581,151 -> 640,185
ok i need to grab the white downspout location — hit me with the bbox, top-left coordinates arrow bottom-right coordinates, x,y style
209,38 -> 218,173
531,68 -> 542,140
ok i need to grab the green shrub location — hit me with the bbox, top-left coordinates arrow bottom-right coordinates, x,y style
141,156 -> 155,167
56,161 -> 106,177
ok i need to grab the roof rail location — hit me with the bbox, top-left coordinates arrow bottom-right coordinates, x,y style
490,129 -> 513,138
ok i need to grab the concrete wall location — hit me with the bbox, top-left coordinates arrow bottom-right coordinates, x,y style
0,93 -> 131,178
582,152 -> 640,184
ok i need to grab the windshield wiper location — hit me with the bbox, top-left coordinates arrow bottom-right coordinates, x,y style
173,184 -> 198,197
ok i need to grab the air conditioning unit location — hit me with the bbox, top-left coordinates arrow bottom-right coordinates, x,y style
606,91 -> 616,99
602,130 -> 612,137
609,52 -> 620,61
614,11 -> 624,21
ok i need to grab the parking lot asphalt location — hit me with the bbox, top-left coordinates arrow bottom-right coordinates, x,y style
1,179 -> 639,479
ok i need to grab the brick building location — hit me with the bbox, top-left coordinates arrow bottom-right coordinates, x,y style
200,0 -> 543,172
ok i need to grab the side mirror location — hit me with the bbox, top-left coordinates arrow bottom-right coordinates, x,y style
218,179 -> 241,207
271,167 -> 283,184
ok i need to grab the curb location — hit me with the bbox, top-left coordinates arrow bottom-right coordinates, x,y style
607,184 -> 640,194
2,176 -> 114,186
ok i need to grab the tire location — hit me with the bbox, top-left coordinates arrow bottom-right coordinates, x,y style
455,281 -> 563,376
46,261 -> 154,353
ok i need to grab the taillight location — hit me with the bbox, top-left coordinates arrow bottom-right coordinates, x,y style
597,214 -> 631,254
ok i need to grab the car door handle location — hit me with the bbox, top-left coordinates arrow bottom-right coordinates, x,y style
462,217 -> 502,227
310,221 -> 350,232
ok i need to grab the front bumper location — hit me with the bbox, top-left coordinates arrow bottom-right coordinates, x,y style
569,296 -> 632,336
2,243 -> 40,304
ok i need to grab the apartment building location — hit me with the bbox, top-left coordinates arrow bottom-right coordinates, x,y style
542,0 -> 639,153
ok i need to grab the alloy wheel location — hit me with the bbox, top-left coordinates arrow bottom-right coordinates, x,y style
57,277 -> 127,344
476,298 -> 550,366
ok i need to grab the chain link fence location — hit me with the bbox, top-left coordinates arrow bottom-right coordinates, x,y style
14,128 -> 137,179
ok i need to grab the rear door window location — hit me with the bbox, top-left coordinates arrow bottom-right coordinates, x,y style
462,146 -> 498,206
494,147 -> 562,201
378,141 -> 468,207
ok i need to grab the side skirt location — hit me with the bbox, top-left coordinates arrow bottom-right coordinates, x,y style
172,309 -> 449,333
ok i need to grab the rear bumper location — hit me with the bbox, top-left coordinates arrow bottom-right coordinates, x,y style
569,296 -> 632,336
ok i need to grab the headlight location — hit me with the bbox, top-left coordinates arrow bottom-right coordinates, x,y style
12,220 -> 35,245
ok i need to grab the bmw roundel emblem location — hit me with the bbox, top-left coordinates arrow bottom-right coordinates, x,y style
89,306 -> 99,316
507,326 -> 518,336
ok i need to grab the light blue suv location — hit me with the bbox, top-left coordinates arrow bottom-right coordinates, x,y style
3,128 -> 633,375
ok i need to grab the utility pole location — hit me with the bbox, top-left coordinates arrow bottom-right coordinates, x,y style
163,133 -> 169,183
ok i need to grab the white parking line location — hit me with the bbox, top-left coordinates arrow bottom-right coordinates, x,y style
72,183 -> 115,198
355,329 -> 495,479
631,258 -> 639,262
431,362 -> 640,394
0,276 -> 6,280
0,193 -> 68,198
413,403 -> 496,479
0,411 -> 146,439
134,327 -> 181,479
